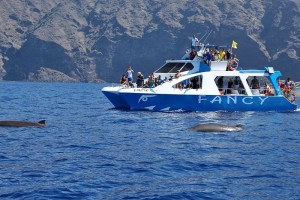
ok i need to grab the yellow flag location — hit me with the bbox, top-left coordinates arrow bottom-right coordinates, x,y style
232,40 -> 238,49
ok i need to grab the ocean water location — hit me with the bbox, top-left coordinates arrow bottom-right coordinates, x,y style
0,82 -> 299,200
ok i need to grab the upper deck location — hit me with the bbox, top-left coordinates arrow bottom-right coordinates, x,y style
153,44 -> 231,80
149,43 -> 284,97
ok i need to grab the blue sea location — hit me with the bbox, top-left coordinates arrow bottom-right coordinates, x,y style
0,82 -> 299,200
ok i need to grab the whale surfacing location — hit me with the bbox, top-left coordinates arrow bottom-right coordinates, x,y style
189,123 -> 242,132
0,120 -> 46,127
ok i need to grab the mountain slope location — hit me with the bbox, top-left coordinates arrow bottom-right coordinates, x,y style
0,0 -> 299,82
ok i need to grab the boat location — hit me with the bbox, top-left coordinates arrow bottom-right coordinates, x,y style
102,43 -> 297,112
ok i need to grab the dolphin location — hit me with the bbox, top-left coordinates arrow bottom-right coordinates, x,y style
0,120 -> 46,127
189,123 -> 242,132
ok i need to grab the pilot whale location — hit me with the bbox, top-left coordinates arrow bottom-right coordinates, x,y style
0,120 -> 46,127
189,123 -> 242,132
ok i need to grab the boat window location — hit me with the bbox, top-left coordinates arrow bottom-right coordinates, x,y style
215,76 -> 247,95
155,62 -> 185,73
181,63 -> 194,72
247,76 -> 275,96
173,75 -> 202,90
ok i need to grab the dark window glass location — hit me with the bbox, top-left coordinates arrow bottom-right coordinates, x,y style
155,62 -> 185,73
173,75 -> 202,90
181,63 -> 194,72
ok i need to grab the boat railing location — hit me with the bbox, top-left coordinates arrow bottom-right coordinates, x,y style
219,88 -> 247,95
218,86 -> 276,96
210,60 -> 228,71
110,83 -> 136,88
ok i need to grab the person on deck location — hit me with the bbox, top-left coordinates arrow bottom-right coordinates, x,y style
226,49 -> 232,60
233,76 -> 240,90
203,50 -> 212,66
136,72 -> 144,88
226,78 -> 233,94
157,75 -> 164,85
191,34 -> 199,50
189,49 -> 197,60
219,48 -> 226,61
217,76 -> 224,94
191,77 -> 200,89
148,75 -> 155,88
120,75 -> 126,86
175,70 -> 181,78
284,77 -> 295,96
126,66 -> 134,87
250,76 -> 260,89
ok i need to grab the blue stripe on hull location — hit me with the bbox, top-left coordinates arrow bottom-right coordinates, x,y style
119,93 -> 297,112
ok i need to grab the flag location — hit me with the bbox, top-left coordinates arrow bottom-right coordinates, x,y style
232,40 -> 238,49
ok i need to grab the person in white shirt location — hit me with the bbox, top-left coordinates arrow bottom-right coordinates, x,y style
126,66 -> 134,87
191,34 -> 199,50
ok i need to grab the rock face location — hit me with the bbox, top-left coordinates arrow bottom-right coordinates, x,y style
0,0 -> 299,82
27,67 -> 78,82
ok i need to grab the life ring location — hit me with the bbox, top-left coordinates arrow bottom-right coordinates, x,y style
228,60 -> 238,71
288,93 -> 296,103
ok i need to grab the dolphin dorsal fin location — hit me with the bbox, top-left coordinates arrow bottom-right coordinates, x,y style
38,120 -> 46,125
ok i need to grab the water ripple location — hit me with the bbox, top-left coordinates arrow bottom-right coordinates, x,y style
0,82 -> 299,199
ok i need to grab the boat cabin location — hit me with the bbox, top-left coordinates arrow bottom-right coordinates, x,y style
152,45 -> 281,97
170,69 -> 279,97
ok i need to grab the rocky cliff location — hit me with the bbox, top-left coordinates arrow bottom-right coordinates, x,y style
0,0 -> 299,82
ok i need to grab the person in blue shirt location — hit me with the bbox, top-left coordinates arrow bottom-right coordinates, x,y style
203,50 -> 212,66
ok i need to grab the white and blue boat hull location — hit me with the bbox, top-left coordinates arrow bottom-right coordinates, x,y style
102,86 -> 130,109
118,93 -> 297,112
